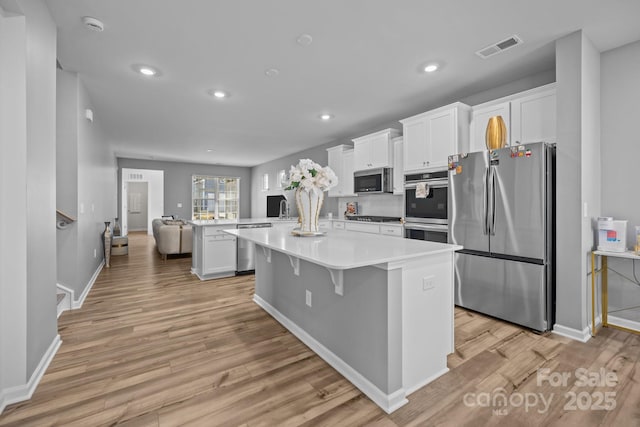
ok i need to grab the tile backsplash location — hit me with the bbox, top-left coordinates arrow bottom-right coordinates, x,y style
337,194 -> 403,218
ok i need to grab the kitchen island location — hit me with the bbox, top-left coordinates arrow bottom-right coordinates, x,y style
224,227 -> 462,413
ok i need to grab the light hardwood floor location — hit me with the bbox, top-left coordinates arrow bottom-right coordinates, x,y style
1,232 -> 639,426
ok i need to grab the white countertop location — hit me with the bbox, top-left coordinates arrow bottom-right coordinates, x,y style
224,227 -> 462,270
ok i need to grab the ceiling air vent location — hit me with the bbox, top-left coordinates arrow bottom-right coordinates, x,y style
476,35 -> 523,59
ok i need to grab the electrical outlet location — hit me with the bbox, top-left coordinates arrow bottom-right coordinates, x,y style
91,203 -> 95,213
305,290 -> 312,307
423,276 -> 435,291
177,202 -> 183,208
80,203 -> 85,214
93,248 -> 97,258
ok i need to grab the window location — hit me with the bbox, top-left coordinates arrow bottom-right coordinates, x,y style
192,175 -> 240,220
277,170 -> 286,188
262,173 -> 269,191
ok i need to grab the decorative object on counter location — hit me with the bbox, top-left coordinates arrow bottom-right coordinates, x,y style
284,158 -> 337,233
485,115 -> 507,150
344,201 -> 359,218
113,217 -> 121,236
103,221 -> 112,267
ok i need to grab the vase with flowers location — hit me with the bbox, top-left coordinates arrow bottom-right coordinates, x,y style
284,159 -> 338,234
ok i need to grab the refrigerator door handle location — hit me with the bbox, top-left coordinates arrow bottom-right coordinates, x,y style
490,166 -> 497,236
483,169 -> 488,235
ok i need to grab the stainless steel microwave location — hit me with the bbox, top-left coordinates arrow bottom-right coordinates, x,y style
354,168 -> 392,194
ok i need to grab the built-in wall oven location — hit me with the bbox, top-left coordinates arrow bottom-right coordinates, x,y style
404,170 -> 449,242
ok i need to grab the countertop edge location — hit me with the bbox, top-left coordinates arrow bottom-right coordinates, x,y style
224,229 -> 461,270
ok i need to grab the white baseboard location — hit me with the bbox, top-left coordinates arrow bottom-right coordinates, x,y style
607,315 -> 640,332
552,323 -> 591,343
253,294 -> 408,414
0,334 -> 61,414
56,284 -> 72,318
73,261 -> 104,309
405,367 -> 449,396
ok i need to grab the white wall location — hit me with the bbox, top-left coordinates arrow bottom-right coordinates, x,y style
23,0 -> 58,374
76,74 -> 118,291
601,39 -> 640,322
56,70 -> 118,300
56,70 -> 79,293
554,31 -> 601,339
0,6 -> 28,405
0,0 -> 58,412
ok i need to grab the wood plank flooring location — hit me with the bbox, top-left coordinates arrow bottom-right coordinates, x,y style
1,232 -> 639,426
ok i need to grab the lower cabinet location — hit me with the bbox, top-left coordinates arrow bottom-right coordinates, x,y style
334,220 -> 403,237
192,225 -> 237,280
203,235 -> 237,275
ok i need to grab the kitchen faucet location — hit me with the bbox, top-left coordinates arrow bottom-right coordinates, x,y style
279,198 -> 290,219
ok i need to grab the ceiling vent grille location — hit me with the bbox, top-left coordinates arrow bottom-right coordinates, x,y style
476,35 -> 523,59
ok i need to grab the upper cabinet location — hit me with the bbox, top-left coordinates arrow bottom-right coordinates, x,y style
400,102 -> 471,172
326,145 -> 357,198
352,128 -> 401,172
470,84 -> 556,152
392,136 -> 404,195
470,102 -> 510,153
510,86 -> 556,145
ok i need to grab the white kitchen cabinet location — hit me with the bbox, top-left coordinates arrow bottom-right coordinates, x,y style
511,87 -> 556,145
469,84 -> 556,152
379,224 -> 403,237
333,220 -> 403,238
203,234 -> 236,275
470,101 -> 510,153
342,150 -> 356,196
191,224 -> 237,280
326,145 -> 357,197
345,221 -> 380,234
400,102 -> 471,173
392,136 -> 404,195
352,128 -> 401,172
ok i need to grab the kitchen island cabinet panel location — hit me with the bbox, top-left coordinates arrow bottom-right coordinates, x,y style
226,227 -> 460,413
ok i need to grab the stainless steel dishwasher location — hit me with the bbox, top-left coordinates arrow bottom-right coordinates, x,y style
236,222 -> 272,274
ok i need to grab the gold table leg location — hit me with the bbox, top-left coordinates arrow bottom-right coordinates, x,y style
591,251 -> 596,336
602,256 -> 608,328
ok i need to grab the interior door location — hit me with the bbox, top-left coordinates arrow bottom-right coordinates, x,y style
448,151 -> 489,252
489,143 -> 546,260
127,181 -> 149,232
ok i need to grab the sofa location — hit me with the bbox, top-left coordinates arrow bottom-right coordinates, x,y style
151,218 -> 193,260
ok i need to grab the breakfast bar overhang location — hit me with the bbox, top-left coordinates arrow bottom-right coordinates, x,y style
224,227 -> 461,413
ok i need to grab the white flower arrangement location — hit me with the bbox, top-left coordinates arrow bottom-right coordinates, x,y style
284,158 -> 338,195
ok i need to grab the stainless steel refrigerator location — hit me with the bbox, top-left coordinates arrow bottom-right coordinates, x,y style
448,142 -> 555,331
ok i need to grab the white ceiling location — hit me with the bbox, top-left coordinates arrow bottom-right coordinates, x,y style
45,0 -> 640,167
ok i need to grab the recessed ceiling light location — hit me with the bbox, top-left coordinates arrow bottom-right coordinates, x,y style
320,114 -> 333,121
208,89 -> 228,99
424,63 -> 439,73
297,34 -> 313,46
82,16 -> 104,32
206,148 -> 215,152
139,67 -> 156,76
133,64 -> 160,77
265,68 -> 280,77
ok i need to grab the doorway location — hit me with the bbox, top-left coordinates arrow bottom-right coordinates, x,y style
121,168 -> 164,236
127,182 -> 148,232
